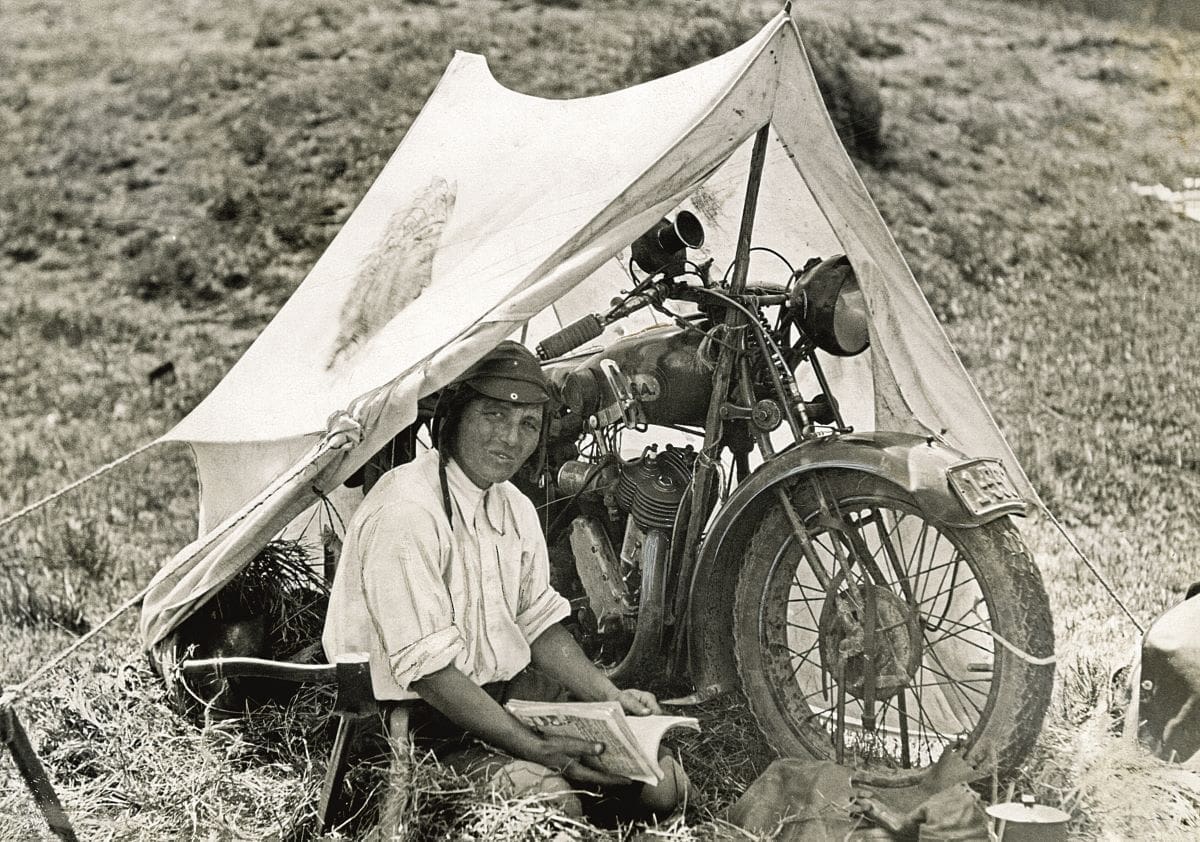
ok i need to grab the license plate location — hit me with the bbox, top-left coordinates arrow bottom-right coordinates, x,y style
947,459 -> 1024,517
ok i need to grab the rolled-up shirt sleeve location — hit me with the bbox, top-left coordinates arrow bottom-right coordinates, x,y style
514,508 -> 571,643
358,510 -> 464,691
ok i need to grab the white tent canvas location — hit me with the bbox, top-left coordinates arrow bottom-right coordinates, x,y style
139,10 -> 1031,649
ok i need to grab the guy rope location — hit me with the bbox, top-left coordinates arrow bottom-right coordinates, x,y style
0,430 -> 348,840
0,428 -> 1145,840
1,438 -> 164,841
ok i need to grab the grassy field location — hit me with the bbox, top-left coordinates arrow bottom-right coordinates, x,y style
1006,0 -> 1200,31
2,0 -> 1199,838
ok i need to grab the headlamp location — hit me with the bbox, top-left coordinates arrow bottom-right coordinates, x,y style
791,254 -> 870,357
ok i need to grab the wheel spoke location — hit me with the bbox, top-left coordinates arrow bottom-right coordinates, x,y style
930,549 -> 964,618
924,615 -> 996,656
785,620 -> 820,635
907,682 -> 956,742
781,637 -> 823,677
915,674 -> 988,714
891,510 -> 910,574
804,699 -> 837,724
917,531 -> 952,606
890,554 -> 964,591
846,510 -> 888,569
909,518 -> 931,584
917,654 -> 993,695
873,509 -> 918,602
918,647 -> 988,717
910,676 -> 993,694
918,567 -> 978,609
789,580 -> 828,595
923,597 -> 989,637
743,484 -> 1044,781
798,680 -> 839,709
788,588 -> 824,630
925,629 -> 995,658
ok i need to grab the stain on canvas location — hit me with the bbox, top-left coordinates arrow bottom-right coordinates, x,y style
329,176 -> 456,368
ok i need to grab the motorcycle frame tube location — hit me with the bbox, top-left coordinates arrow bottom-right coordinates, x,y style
680,430 -> 1027,693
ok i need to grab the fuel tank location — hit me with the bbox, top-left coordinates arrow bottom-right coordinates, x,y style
547,325 -> 714,428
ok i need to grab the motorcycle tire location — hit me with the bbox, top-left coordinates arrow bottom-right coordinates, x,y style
732,469 -> 1054,784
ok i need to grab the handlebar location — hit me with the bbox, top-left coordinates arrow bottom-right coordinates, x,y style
535,280 -> 675,360
534,278 -> 788,361
536,314 -> 604,360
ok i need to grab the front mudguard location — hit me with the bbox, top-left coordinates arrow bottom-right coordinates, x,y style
682,430 -> 1026,694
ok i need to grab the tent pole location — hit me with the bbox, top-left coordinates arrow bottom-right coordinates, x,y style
671,123 -> 771,675
728,125 -> 771,296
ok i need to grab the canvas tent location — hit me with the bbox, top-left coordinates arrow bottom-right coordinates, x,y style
138,9 -> 1033,651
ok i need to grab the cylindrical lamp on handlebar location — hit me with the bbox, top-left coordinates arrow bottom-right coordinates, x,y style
631,211 -> 704,277
535,212 -> 705,361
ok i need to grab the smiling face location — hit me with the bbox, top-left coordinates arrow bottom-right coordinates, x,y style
449,395 -> 543,488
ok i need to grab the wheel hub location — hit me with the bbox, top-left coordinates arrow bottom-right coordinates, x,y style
818,584 -> 922,701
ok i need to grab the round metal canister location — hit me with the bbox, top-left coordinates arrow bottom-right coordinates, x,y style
986,796 -> 1070,842
556,460 -> 597,496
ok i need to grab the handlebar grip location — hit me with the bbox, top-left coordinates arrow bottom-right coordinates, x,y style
536,314 -> 603,360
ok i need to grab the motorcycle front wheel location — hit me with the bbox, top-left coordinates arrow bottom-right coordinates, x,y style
732,469 -> 1054,784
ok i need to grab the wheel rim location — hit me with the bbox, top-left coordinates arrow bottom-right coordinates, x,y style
756,486 -> 1000,773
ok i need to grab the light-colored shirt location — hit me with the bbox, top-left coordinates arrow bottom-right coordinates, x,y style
322,448 -> 571,700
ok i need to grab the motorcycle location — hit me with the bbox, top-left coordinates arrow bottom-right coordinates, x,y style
503,209 -> 1056,782
178,204 -> 1054,784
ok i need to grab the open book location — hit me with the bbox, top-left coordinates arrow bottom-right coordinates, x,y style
505,699 -> 700,785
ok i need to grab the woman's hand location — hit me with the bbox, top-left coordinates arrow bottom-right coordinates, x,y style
615,688 -> 662,716
520,733 -> 631,786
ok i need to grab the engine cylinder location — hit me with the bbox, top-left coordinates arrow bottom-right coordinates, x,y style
616,455 -> 659,514
631,473 -> 686,532
617,444 -> 698,532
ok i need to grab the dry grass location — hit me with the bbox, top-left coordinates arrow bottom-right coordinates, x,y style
1036,710 -> 1200,839
3,0 -> 1200,838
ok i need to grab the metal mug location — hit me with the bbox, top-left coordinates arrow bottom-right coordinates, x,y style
986,795 -> 1070,842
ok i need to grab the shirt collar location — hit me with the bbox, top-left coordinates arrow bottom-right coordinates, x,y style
443,454 -> 509,534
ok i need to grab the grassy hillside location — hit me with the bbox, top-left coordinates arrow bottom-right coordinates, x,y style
1007,0 -> 1200,31
2,0 -> 1199,838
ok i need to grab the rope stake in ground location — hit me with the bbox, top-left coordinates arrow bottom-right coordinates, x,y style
0,439 -> 163,533
0,424 -> 351,840
0,698 -> 79,842
1040,502 -> 1145,634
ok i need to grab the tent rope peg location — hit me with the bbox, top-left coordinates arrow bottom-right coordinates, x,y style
2,694 -> 80,842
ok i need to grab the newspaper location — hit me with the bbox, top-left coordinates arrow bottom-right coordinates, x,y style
505,699 -> 699,785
